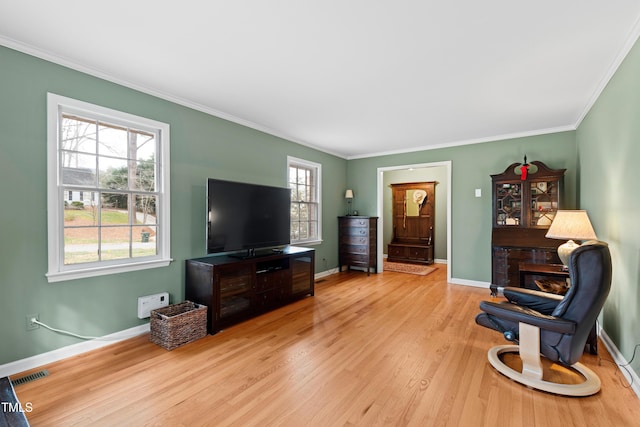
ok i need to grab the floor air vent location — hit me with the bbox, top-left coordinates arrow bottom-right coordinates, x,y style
11,369 -> 49,386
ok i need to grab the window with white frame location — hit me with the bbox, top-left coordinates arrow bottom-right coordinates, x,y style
288,157 -> 322,244
47,93 -> 171,282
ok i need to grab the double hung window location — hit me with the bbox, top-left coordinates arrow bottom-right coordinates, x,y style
47,94 -> 171,282
288,157 -> 322,245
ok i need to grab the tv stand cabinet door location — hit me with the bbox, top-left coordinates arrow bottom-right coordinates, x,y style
215,265 -> 254,331
291,252 -> 315,297
185,260 -> 216,334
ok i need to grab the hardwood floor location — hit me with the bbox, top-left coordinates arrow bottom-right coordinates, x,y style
13,265 -> 640,426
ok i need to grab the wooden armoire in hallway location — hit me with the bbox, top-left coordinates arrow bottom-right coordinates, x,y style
387,181 -> 436,265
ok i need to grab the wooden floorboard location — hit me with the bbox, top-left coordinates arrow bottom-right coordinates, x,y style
12,265 -> 640,426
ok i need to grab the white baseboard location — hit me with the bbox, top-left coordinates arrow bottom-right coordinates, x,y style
3,271 -> 334,379
315,268 -> 339,279
0,324 -> 149,378
450,278 -> 491,289
599,328 -> 640,399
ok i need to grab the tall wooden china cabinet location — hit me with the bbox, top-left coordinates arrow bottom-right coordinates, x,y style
491,161 -> 565,290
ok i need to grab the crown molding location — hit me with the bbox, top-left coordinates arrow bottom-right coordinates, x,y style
346,125 -> 576,160
3,29 -> 633,162
0,35 -> 347,159
575,15 -> 640,127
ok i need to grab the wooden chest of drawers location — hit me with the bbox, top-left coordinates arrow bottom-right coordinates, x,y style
338,216 -> 378,275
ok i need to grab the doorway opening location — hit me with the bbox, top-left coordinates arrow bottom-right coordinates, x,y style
376,161 -> 452,283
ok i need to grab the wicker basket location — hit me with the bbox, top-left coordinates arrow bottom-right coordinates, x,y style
150,301 -> 207,350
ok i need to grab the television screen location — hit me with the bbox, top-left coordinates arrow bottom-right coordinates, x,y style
207,178 -> 291,255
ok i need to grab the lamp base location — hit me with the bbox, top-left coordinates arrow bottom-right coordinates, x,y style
557,240 -> 580,267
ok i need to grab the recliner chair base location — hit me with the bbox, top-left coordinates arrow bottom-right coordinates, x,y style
486,321 -> 601,396
487,345 -> 601,396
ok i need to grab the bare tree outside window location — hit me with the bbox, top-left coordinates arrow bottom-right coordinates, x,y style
60,114 -> 159,265
47,93 -> 171,282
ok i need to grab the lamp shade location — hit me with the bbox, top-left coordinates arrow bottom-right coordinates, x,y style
546,210 -> 597,266
545,210 -> 597,241
345,189 -> 354,199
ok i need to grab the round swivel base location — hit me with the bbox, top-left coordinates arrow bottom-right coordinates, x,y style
488,345 -> 601,396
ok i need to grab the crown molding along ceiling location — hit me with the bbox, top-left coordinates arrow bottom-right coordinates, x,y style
1,2 -> 640,159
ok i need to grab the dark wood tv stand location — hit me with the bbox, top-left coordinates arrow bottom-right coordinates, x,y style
185,246 -> 315,334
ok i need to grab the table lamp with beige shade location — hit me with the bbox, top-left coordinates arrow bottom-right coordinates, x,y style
545,210 -> 597,268
345,189 -> 354,216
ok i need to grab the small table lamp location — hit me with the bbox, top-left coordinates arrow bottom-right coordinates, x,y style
345,189 -> 354,216
545,210 -> 597,267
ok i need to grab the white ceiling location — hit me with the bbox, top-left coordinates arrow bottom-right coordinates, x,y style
1,1 -> 640,159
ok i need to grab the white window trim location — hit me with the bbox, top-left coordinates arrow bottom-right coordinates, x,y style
287,156 -> 322,246
46,93 -> 172,282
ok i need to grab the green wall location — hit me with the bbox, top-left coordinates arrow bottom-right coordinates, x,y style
347,133 -> 577,283
3,34 -> 638,384
0,45 -> 346,365
577,37 -> 640,374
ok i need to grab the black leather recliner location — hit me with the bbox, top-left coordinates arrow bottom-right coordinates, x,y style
476,241 -> 612,396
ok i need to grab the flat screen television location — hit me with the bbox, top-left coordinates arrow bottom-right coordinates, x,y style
207,178 -> 291,257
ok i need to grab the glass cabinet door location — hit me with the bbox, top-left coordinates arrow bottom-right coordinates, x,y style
291,255 -> 313,296
495,183 -> 522,226
217,266 -> 253,319
529,180 -> 559,227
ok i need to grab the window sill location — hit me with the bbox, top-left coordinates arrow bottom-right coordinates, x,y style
291,239 -> 323,247
46,258 -> 173,283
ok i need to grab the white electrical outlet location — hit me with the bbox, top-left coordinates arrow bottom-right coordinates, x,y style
137,292 -> 169,319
